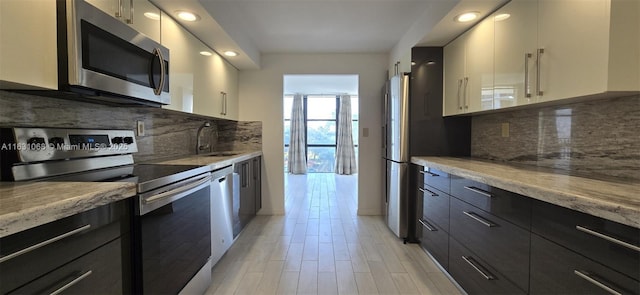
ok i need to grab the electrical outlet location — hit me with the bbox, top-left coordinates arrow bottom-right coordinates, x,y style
501,123 -> 510,138
137,120 -> 145,136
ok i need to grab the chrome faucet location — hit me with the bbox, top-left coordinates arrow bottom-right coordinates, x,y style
196,122 -> 212,154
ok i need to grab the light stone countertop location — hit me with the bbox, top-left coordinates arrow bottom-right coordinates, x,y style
411,157 -> 640,228
153,150 -> 263,170
0,181 -> 136,238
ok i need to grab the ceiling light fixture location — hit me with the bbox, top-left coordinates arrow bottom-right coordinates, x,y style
176,10 -> 200,22
224,51 -> 239,57
455,11 -> 479,23
494,13 -> 511,21
143,12 -> 160,20
200,51 -> 213,56
411,61 -> 416,66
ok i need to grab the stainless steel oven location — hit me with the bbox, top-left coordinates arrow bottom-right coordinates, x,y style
57,0 -> 170,106
0,127 -> 213,294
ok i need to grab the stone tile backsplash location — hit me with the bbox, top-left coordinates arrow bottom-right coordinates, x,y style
471,94 -> 640,182
0,91 -> 261,162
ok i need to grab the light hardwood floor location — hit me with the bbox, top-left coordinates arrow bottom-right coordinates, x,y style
205,173 -> 463,295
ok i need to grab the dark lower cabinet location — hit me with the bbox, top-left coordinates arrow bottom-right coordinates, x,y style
448,237 -> 525,295
0,199 -> 132,294
530,234 -> 640,295
233,156 -> 262,237
418,218 -> 449,269
8,238 -> 125,294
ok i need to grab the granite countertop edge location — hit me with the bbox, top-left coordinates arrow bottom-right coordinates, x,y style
411,156 -> 640,229
0,182 -> 136,238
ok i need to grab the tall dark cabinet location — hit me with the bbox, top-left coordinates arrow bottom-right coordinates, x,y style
407,47 -> 471,242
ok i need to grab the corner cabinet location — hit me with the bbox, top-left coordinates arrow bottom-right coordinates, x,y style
445,0 -> 640,116
411,166 -> 640,295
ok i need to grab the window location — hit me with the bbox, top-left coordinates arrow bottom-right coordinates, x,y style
284,95 -> 359,173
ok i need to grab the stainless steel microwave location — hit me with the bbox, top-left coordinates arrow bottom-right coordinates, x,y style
58,0 -> 170,106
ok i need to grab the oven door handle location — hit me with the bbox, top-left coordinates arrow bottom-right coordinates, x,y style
140,174 -> 211,214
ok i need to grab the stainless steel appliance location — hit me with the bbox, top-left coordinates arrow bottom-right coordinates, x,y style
210,166 -> 234,266
0,127 -> 213,294
56,0 -> 170,106
382,73 -> 411,239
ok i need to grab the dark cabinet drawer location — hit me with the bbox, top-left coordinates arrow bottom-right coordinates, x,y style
449,197 -> 530,291
532,200 -> 640,280
530,234 -> 640,295
418,218 -> 449,270
8,238 -> 125,294
420,185 -> 449,231
448,237 -> 525,295
0,199 -> 131,294
420,167 -> 450,194
450,176 -> 531,229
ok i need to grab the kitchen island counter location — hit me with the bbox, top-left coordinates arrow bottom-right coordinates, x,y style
412,156 -> 640,228
0,181 -> 136,238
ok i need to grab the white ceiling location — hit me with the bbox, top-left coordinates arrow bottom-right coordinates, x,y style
151,0 -> 508,70
284,75 -> 359,95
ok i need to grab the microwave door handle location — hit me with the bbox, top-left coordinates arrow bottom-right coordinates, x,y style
152,48 -> 166,95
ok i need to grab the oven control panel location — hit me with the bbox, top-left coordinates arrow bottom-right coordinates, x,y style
0,128 -> 138,163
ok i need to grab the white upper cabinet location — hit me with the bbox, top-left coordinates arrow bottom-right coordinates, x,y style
161,12 -> 239,120
85,0 -> 161,42
536,0 -> 639,102
444,16 -> 494,116
0,0 -> 58,90
493,0 -> 538,108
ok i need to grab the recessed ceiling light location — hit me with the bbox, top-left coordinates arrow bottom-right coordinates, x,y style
426,61 -> 436,65
224,51 -> 238,57
494,13 -> 511,21
143,12 -> 160,20
455,11 -> 479,23
411,61 -> 416,66
176,10 -> 200,22
200,51 -> 213,56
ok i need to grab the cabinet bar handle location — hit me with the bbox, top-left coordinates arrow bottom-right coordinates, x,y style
574,270 -> 623,295
536,48 -> 544,96
126,0 -> 134,24
576,225 -> 640,252
418,187 -> 438,197
419,170 -> 440,177
463,77 -> 469,109
462,256 -> 495,280
116,0 -> 123,18
418,219 -> 437,232
463,211 -> 496,227
50,270 -> 93,295
463,186 -> 492,198
524,53 -> 532,98
457,79 -> 463,110
0,224 -> 91,264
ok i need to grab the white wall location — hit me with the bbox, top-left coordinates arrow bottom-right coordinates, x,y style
238,53 -> 388,215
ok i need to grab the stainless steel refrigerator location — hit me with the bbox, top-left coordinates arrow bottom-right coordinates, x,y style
382,73 -> 410,239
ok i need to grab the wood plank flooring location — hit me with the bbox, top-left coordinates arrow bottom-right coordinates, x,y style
205,173 -> 462,295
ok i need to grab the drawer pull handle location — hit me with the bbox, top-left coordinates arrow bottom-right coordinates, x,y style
575,225 -> 640,253
461,256 -> 495,280
419,170 -> 440,177
0,224 -> 91,264
463,211 -> 496,227
574,270 -> 623,295
463,186 -> 492,198
418,187 -> 439,197
418,219 -> 437,232
50,270 -> 93,295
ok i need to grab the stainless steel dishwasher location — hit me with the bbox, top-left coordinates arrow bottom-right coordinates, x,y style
210,166 -> 236,266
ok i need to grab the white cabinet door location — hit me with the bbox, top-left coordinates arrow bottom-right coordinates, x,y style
443,36 -> 466,116
0,0 -> 57,89
161,12 -> 195,113
493,0 -> 538,108
537,0 -> 611,102
85,0 -> 161,42
464,17 -> 494,112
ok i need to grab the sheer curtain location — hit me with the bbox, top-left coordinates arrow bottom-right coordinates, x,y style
288,94 -> 307,174
335,95 -> 357,174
